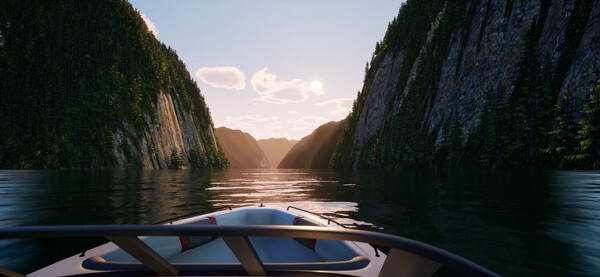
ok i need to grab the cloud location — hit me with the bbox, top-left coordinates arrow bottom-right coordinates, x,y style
315,98 -> 354,114
139,13 -> 158,37
251,67 -> 323,104
195,67 -> 246,90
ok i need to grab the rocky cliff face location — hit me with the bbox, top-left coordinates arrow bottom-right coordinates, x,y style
333,0 -> 600,169
428,0 -> 600,136
0,0 -> 228,169
114,91 -> 222,168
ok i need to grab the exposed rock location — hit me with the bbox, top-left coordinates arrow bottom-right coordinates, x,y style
114,91 -> 221,168
337,0 -> 600,168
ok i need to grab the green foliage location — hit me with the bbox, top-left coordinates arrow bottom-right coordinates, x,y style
332,0 -> 457,169
331,0 -> 596,170
471,86 -> 507,168
436,111 -> 465,168
0,0 -> 227,169
570,81 -> 600,169
545,89 -> 581,169
168,148 -> 185,169
500,25 -> 557,168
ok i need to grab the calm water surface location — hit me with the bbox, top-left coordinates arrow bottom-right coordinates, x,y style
0,169 -> 599,276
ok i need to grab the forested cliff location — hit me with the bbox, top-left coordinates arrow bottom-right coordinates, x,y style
331,0 -> 600,170
0,0 -> 228,169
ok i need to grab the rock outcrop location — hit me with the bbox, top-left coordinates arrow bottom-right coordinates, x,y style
114,91 -> 223,169
0,0 -> 227,169
332,0 -> 600,169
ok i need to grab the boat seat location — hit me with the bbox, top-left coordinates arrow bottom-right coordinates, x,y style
293,216 -> 320,250
82,235 -> 370,271
81,208 -> 372,272
179,216 -> 217,252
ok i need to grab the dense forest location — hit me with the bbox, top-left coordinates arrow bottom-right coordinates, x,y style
331,0 -> 599,170
0,0 -> 228,169
278,121 -> 343,169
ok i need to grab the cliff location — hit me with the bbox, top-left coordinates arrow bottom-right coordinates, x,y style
257,138 -> 298,169
279,121 -> 342,169
114,91 -> 226,169
332,0 -> 600,169
215,127 -> 269,168
0,0 -> 228,169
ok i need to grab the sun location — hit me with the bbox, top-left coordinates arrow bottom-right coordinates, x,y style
309,80 -> 323,94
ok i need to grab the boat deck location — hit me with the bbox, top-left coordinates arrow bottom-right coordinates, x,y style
0,206 -> 501,277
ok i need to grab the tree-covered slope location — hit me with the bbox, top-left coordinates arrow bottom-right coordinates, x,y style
278,121 -> 343,169
331,0 -> 600,170
215,127 -> 269,168
0,0 -> 228,169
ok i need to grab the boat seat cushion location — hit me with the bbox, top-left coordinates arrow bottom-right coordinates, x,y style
293,216 -> 320,250
180,216 -> 217,252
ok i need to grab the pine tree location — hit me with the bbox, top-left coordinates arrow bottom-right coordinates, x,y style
477,86 -> 506,167
546,89 -> 580,168
436,111 -> 464,168
571,80 -> 600,169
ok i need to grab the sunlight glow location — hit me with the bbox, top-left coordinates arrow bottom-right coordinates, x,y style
309,80 -> 323,94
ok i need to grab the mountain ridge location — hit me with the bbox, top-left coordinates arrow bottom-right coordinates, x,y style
331,0 -> 600,169
0,0 -> 228,169
278,121 -> 343,169
257,138 -> 298,169
215,127 -> 269,168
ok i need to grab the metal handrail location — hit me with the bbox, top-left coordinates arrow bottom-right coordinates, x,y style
286,205 -> 350,228
154,206 -> 232,224
0,225 -> 500,277
286,205 -> 382,257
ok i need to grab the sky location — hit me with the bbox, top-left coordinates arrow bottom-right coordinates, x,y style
128,0 -> 404,140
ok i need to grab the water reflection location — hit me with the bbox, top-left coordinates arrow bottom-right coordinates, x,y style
0,169 -> 599,276
207,169 -> 347,208
545,172 -> 600,275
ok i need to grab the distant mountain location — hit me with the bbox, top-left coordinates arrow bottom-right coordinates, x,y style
257,138 -> 298,169
215,127 -> 269,168
278,121 -> 343,168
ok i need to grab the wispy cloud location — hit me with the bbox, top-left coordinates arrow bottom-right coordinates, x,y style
195,67 -> 246,90
139,13 -> 158,37
251,67 -> 323,104
315,98 -> 354,114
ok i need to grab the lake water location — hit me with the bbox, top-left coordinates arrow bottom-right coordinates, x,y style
1,168 -> 599,276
